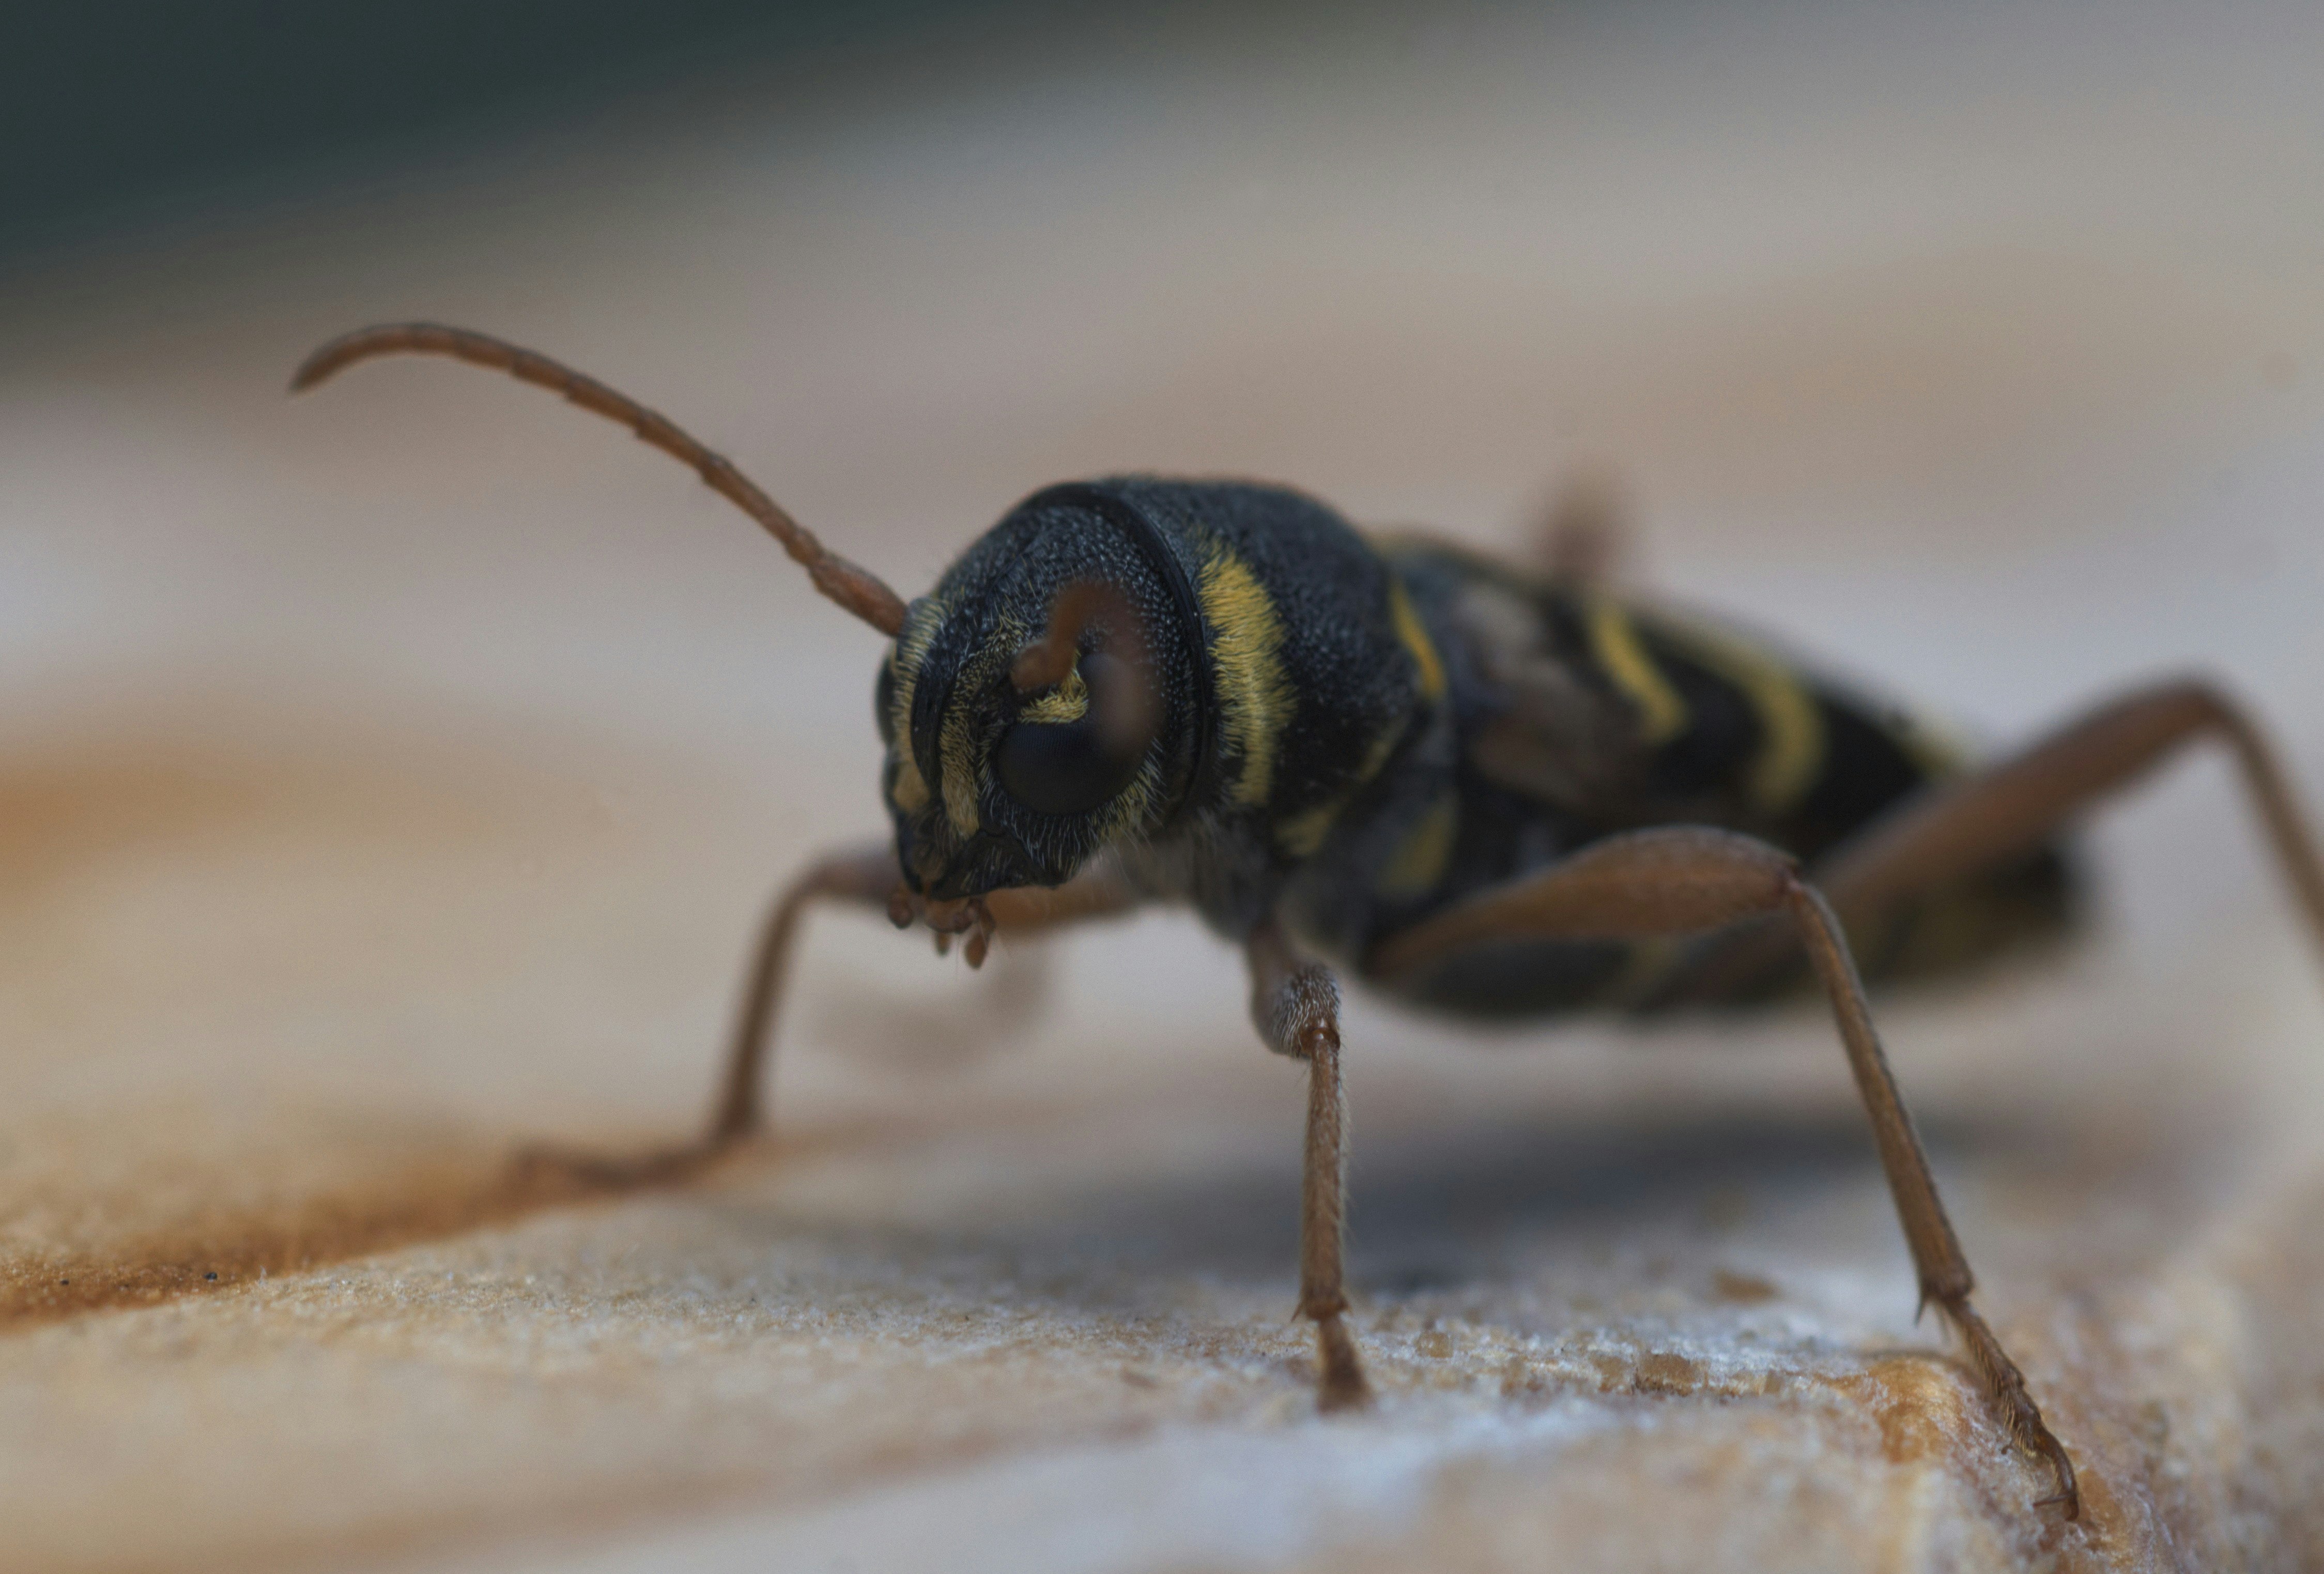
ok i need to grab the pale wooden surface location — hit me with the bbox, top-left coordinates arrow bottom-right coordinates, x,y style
4,4 -> 2324,1570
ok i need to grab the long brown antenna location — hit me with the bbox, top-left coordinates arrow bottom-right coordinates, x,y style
291,323 -> 909,636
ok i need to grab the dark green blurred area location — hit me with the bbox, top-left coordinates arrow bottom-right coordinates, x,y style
0,0 -> 1029,258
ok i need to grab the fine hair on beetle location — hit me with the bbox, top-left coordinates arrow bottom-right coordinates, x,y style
294,320 -> 2324,1526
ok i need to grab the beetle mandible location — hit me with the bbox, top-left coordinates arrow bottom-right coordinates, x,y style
294,321 -> 2324,1522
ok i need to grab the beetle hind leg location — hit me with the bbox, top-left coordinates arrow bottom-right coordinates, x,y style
1665,677 -> 2324,1002
1944,1295 -> 2081,1512
1368,828 -> 2080,1516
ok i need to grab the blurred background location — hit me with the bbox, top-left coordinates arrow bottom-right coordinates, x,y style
3,2 -> 2323,1568
4,0 -> 2320,1106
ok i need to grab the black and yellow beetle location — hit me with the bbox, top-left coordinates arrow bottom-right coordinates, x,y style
294,323 -> 2324,1523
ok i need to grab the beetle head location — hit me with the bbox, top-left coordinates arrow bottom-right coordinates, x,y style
878,490 -> 1206,900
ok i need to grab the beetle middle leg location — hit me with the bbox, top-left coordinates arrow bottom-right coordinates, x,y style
1367,827 -> 2081,1517
1247,915 -> 1368,1409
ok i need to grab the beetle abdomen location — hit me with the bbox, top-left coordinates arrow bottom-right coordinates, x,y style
1298,539 -> 2081,1018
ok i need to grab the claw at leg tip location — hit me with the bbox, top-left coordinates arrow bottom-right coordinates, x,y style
2034,1451 -> 2081,1521
1313,1316 -> 1372,1412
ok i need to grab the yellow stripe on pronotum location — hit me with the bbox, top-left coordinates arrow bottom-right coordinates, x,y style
1199,545 -> 1297,809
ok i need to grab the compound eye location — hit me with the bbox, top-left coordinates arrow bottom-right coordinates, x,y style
995,716 -> 1142,816
995,651 -> 1145,816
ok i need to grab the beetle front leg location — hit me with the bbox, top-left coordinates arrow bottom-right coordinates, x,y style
712,842 -> 911,1144
1247,916 -> 1369,1410
534,849 -> 1142,1190
514,841 -> 901,1189
728,851 -> 1143,1139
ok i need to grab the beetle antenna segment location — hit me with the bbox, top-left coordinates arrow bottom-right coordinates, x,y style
1009,580 -> 1117,691
1010,579 -> 1161,760
290,323 -> 909,636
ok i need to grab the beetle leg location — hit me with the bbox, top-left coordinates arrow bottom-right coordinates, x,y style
1247,916 -> 1369,1410
1675,677 -> 2324,999
1368,827 -> 2079,1518
978,866 -> 1141,938
517,842 -> 902,1188
1537,468 -> 1629,590
528,849 -> 1143,1189
721,855 -> 1143,1145
709,842 -> 910,1146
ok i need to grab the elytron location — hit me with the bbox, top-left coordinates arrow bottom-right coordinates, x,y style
294,322 -> 2324,1521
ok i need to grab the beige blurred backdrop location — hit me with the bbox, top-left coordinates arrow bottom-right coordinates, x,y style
2,3 -> 2323,1570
